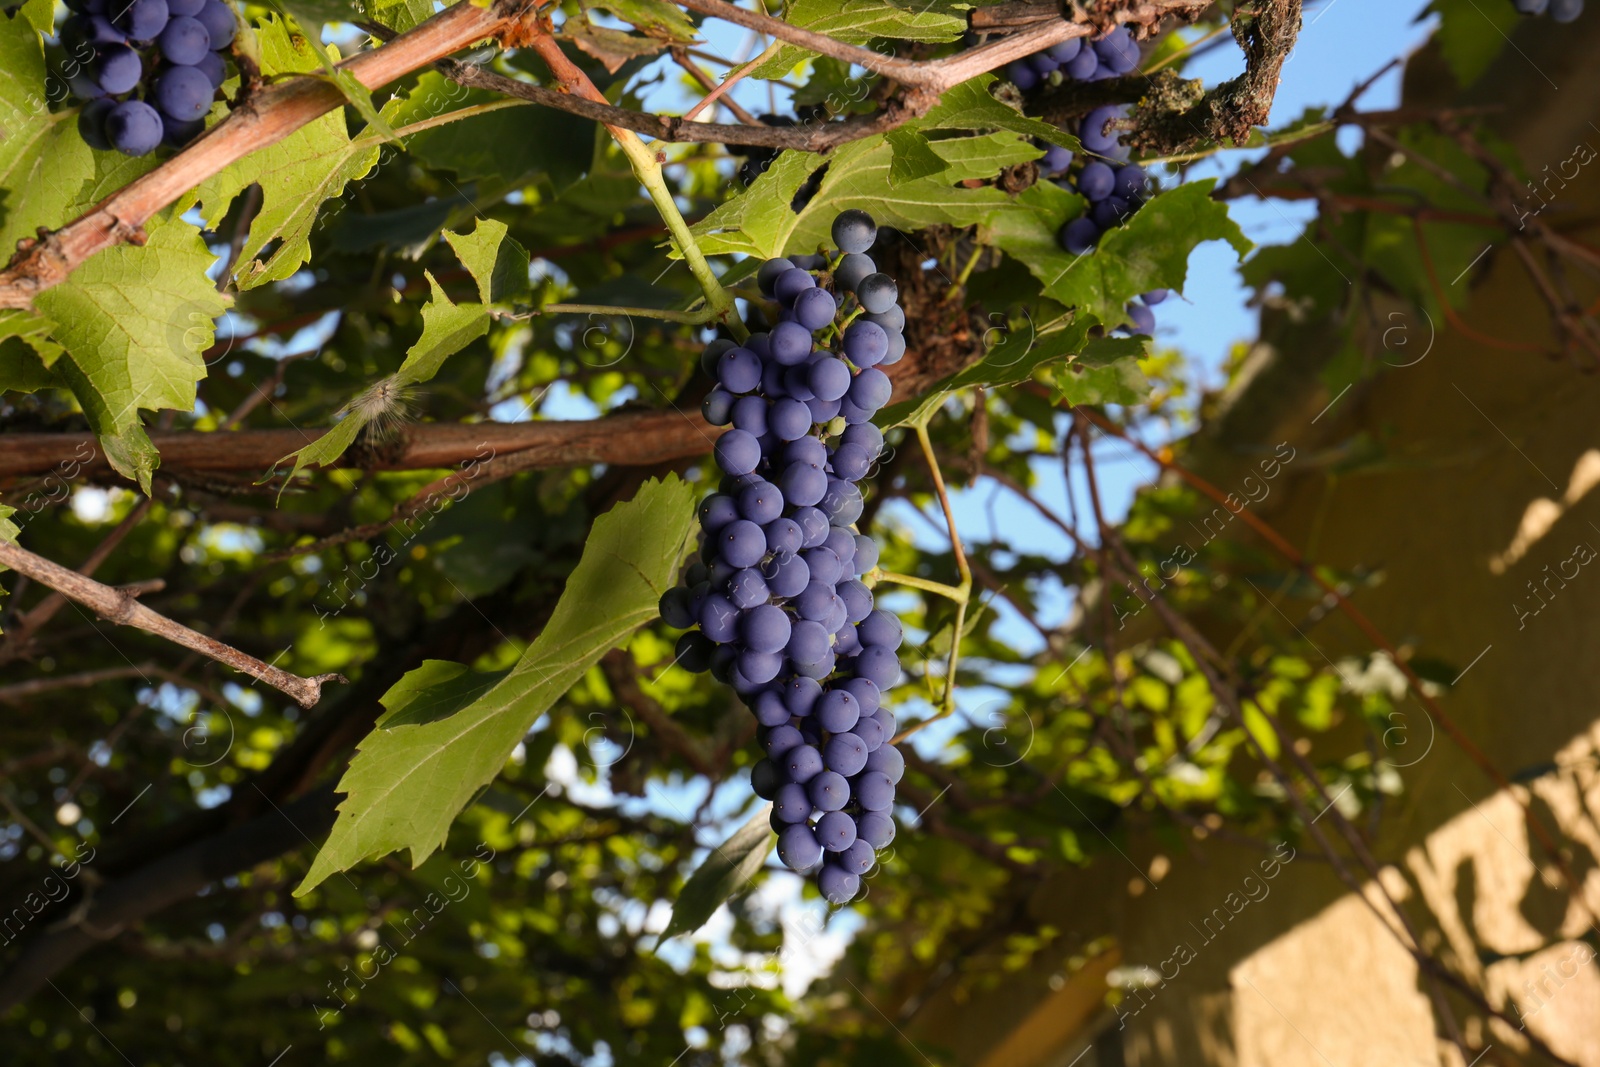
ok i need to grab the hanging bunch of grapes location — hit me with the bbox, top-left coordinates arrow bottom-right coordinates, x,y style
64,0 -> 237,156
1007,27 -> 1167,335
659,209 -> 907,906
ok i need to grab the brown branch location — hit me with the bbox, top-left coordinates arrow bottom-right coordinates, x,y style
0,539 -> 345,708
670,46 -> 765,127
0,0 -> 538,310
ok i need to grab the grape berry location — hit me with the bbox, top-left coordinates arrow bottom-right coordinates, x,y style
661,208 -> 907,906
1007,26 -> 1168,337
64,0 -> 236,156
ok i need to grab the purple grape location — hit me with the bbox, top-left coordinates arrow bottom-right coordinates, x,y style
1124,303 -> 1156,336
193,0 -> 234,46
863,304 -> 904,332
824,731 -> 869,776
702,388 -> 735,425
699,493 -> 739,533
158,14 -> 210,63
841,422 -> 883,456
737,479 -> 783,524
858,609 -> 902,650
113,0 -> 168,40
104,99 -> 162,155
864,743 -> 904,783
777,823 -> 823,870
819,481 -> 863,525
1045,38 -> 1082,64
808,770 -> 849,811
817,864 -> 860,903
1094,26 -> 1139,74
765,724 -> 803,759
856,273 -> 898,315
851,716 -> 886,751
856,810 -> 896,848
802,547 -> 843,587
784,743 -> 824,783
782,676 -> 823,717
1064,46 -> 1098,79
816,689 -> 860,732
815,810 -> 857,851
717,518 -> 767,569
1007,60 -> 1039,92
764,553 -> 810,598
834,253 -> 875,292
851,533 -> 878,574
807,357 -> 851,402
1078,161 -> 1115,201
1080,105 -> 1122,154
774,782 -> 812,822
837,580 -> 872,624
659,586 -> 696,628
1026,52 -> 1059,76
751,758 -> 780,799
1114,163 -> 1147,199
77,98 -> 115,149
190,48 -> 225,88
805,395 -> 841,423
773,267 -> 816,306
841,320 -> 888,368
752,688 -> 791,728
160,113 -> 205,147
1060,216 -> 1101,255
676,631 -> 714,672
881,330 -> 906,365
730,394 -> 767,436
770,319 -> 813,365
1041,144 -> 1073,175
94,43 -> 143,94
764,516 -> 803,557
841,676 -> 880,715
1550,0 -> 1581,20
741,603 -> 792,654
855,770 -> 894,811
153,64 -> 213,122
1141,289 -> 1169,305
855,645 -> 900,689
714,428 -> 760,476
792,506 -> 830,547
793,287 -> 837,331
757,257 -> 795,295
727,568 -> 770,610
783,619 -> 827,668
780,461 -> 827,508
718,347 -> 762,393
847,367 -> 891,411
838,838 -> 875,875
699,593 -> 739,643
830,443 -> 871,482
796,582 -> 841,623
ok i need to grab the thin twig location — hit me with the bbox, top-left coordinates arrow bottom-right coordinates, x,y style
0,539 -> 345,708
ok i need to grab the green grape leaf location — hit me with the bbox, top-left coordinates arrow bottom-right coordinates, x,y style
567,19 -> 672,73
0,339 -> 58,393
294,475 -> 698,894
197,16 -> 384,289
318,63 -> 400,144
1053,337 -> 1152,407
587,0 -> 697,42
878,315 -> 1098,428
662,804 -> 777,939
987,179 -> 1250,323
692,130 -> 1039,259
394,273 -> 489,384
749,0 -> 972,79
0,500 -> 17,544
919,75 -> 1079,151
366,0 -> 431,31
885,128 -> 948,186
443,218 -> 532,305
36,215 -> 230,491
18,0 -> 53,32
276,271 -> 486,478
0,12 -> 97,256
389,71 -> 595,188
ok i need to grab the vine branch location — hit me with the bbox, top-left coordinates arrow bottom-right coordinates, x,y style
0,538 -> 346,708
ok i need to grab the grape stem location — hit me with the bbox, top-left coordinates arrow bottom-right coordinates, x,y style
916,421 -> 972,715
872,570 -> 965,603
534,303 -> 718,324
524,35 -> 747,342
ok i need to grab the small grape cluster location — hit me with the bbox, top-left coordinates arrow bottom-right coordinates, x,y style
1006,27 -> 1166,336
64,0 -> 236,157
1513,0 -> 1583,20
659,209 -> 908,906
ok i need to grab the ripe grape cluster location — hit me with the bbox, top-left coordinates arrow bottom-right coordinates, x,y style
1512,0 -> 1583,20
659,209 -> 907,906
64,0 -> 236,157
1007,27 -> 1166,336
